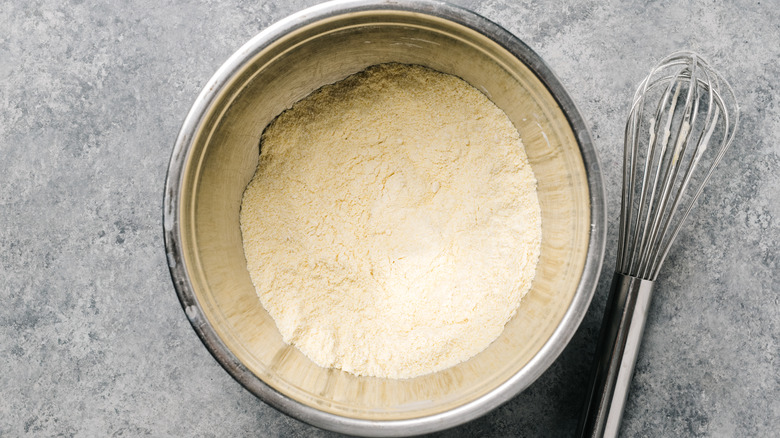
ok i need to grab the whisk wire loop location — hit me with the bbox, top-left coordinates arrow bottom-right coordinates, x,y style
637,72 -> 700,278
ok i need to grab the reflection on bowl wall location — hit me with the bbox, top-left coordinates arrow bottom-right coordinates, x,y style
163,1 -> 606,436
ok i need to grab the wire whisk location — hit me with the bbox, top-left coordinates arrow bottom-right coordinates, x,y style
578,51 -> 739,438
617,51 -> 739,280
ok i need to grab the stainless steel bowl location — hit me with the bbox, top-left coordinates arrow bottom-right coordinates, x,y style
163,0 -> 606,435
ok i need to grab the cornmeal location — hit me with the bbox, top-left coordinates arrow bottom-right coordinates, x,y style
240,63 -> 541,379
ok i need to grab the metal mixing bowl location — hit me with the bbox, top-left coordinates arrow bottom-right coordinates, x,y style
163,0 -> 606,435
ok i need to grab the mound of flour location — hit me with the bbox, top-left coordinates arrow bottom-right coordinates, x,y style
240,64 -> 541,379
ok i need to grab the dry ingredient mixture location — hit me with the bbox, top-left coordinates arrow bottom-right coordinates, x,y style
240,64 -> 541,379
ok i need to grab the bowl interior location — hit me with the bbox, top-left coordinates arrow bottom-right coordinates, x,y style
177,9 -> 590,421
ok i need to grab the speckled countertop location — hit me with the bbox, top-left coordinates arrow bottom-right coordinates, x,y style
2,0 -> 778,436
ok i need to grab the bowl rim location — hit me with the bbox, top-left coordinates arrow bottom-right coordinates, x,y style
163,0 -> 607,435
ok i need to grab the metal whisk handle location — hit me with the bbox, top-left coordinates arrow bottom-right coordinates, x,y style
576,273 -> 654,438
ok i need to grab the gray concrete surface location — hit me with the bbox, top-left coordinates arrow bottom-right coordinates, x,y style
2,0 -> 778,436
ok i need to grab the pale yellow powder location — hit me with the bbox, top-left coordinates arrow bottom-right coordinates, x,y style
240,63 -> 541,379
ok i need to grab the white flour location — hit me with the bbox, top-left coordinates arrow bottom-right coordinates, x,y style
240,64 -> 541,379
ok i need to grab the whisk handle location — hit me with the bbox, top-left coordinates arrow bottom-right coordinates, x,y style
576,273 -> 654,438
